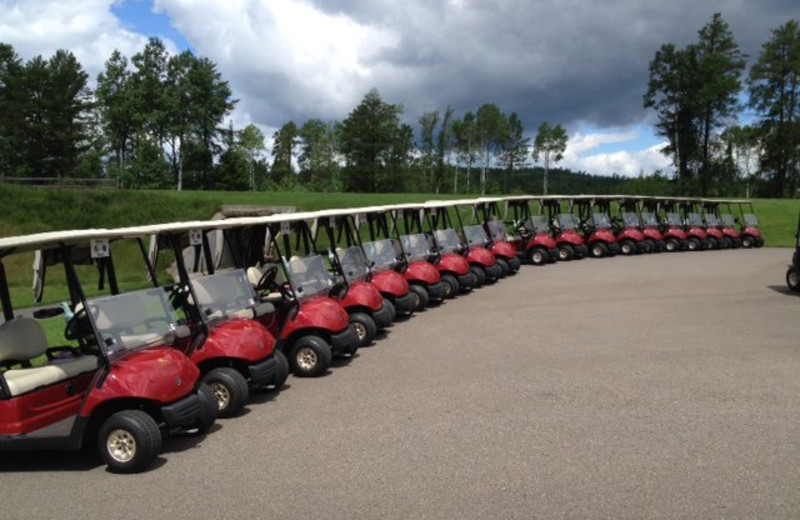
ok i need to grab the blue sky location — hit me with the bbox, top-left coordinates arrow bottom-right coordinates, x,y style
111,0 -> 191,52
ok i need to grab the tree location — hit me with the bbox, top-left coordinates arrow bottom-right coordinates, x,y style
419,110 -> 439,191
238,124 -> 265,190
216,122 -> 249,190
452,111 -> 479,193
299,119 -> 340,190
475,103 -> 507,195
0,43 -> 24,176
500,111 -> 529,191
434,106 -> 455,194
96,50 -> 135,179
271,121 -> 298,187
130,38 -> 169,149
748,19 -> 800,197
532,122 -> 568,195
164,50 -> 195,190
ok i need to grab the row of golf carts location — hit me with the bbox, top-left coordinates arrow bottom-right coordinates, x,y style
0,196 -> 765,473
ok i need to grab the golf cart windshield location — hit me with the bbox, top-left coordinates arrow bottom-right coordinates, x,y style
401,233 -> 431,262
744,214 -> 759,227
558,213 -> 578,230
641,212 -> 658,226
434,228 -> 462,254
336,246 -> 370,283
486,220 -> 508,242
593,212 -> 612,229
286,255 -> 333,299
87,288 -> 181,359
666,213 -> 683,226
705,214 -> 720,226
687,213 -> 704,227
623,212 -> 641,227
721,214 -> 736,227
529,216 -> 551,234
363,239 -> 399,270
463,225 -> 489,248
190,270 -> 258,323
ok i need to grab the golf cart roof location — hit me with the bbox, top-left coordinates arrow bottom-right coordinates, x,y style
0,228 -> 122,257
422,199 -> 482,209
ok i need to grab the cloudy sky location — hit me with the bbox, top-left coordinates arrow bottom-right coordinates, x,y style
1,0 -> 796,177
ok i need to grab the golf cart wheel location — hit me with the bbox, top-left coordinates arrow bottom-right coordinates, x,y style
508,256 -> 521,272
290,335 -> 333,377
620,240 -> 636,255
384,299 -> 397,321
270,350 -> 290,390
707,237 -> 718,250
409,284 -> 430,309
755,237 -> 765,247
441,274 -> 459,298
495,257 -> 510,277
557,244 -> 574,261
98,410 -> 162,474
787,267 -> 800,293
350,312 -> 377,347
191,383 -> 218,434
645,239 -> 656,253
665,238 -> 679,252
529,248 -> 548,266
741,235 -> 753,248
470,266 -> 486,287
590,242 -> 608,258
202,367 -> 249,418
687,238 -> 701,251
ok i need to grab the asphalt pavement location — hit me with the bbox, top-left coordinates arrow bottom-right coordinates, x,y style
2,247 -> 799,519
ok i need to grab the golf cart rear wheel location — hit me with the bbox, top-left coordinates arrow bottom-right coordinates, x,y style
529,248 -> 547,266
755,237 -> 765,247
787,267 -> 800,293
192,383 -> 218,434
470,266 -> 486,287
508,256 -> 521,272
590,242 -> 608,258
620,240 -> 636,255
441,274 -> 459,298
99,410 -> 162,474
410,284 -> 430,309
202,367 -> 249,418
557,244 -> 574,261
495,257 -> 510,277
687,238 -> 701,251
384,299 -> 397,321
290,335 -> 333,377
645,239 -> 656,253
350,312 -> 377,347
707,237 -> 718,250
269,350 -> 290,390
665,238 -> 679,252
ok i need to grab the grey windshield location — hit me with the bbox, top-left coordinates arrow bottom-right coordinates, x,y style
401,234 -> 431,262
623,212 -> 641,227
363,239 -> 399,270
463,225 -> 489,247
744,214 -> 759,227
486,220 -> 508,242
640,212 -> 658,226
530,216 -> 551,234
191,270 -> 258,324
721,214 -> 736,226
434,229 -> 462,254
687,213 -> 704,227
286,255 -> 333,299
557,213 -> 578,230
88,288 -> 181,359
666,213 -> 683,226
593,212 -> 611,229
705,214 -> 720,226
336,246 -> 370,283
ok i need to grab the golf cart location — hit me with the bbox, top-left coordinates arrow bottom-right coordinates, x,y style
118,222 -> 288,418
639,197 -> 688,252
0,230 -> 215,473
539,196 -> 590,260
467,197 -> 523,273
489,196 -> 558,266
679,199 -> 726,249
703,200 -> 742,249
594,196 -> 648,255
787,212 -> 800,293
572,196 -> 621,258
660,199 -> 708,251
615,196 -> 664,252
393,204 -> 477,295
360,205 -> 446,309
730,200 -> 765,248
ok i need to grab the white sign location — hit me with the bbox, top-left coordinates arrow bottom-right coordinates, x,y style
189,229 -> 203,246
90,239 -> 110,259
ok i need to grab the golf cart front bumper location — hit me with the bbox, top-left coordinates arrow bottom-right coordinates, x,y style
161,392 -> 201,428
248,353 -> 281,386
457,273 -> 476,290
331,324 -> 360,355
372,301 -> 394,329
485,263 -> 503,281
427,281 -> 446,301
392,291 -> 416,316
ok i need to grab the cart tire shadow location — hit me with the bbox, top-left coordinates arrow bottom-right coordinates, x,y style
767,284 -> 796,296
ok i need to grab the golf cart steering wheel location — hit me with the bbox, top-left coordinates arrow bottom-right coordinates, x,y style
64,306 -> 88,341
169,284 -> 190,309
256,264 -> 279,292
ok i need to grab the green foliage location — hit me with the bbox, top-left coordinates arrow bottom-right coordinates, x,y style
532,121 -> 568,195
298,119 -> 341,191
271,121 -> 298,187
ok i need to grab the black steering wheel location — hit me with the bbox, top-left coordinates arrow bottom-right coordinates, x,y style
169,284 -> 191,309
64,306 -> 88,341
256,264 -> 279,292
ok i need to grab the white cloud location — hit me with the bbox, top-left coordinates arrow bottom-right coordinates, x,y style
559,131 -> 672,177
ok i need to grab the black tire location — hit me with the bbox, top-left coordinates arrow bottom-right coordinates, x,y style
202,367 -> 249,418
384,299 -> 396,321
589,242 -> 608,258
741,235 -> 754,248
470,266 -> 486,287
620,240 -> 636,255
687,237 -> 701,251
98,410 -> 162,474
495,257 -> 509,277
665,238 -> 679,252
755,237 -> 765,247
645,239 -> 656,253
707,237 -> 718,250
350,311 -> 377,347
787,267 -> 800,293
190,383 -> 218,434
410,284 -> 430,309
270,349 -> 290,389
507,256 -> 521,272
440,274 -> 459,299
529,248 -> 548,266
557,244 -> 574,261
289,335 -> 333,377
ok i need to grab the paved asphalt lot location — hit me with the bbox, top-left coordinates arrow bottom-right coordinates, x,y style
2,247 -> 799,519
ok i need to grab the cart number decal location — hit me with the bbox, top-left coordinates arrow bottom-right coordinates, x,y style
189,229 -> 203,246
90,239 -> 110,259
281,222 -> 291,235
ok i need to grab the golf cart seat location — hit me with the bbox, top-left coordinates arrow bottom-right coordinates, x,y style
0,317 -> 97,398
246,265 -> 285,305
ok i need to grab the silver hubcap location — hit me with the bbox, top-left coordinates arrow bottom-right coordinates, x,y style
533,252 -> 543,263
107,430 -> 136,463
211,382 -> 231,410
667,242 -> 675,251
559,249 -> 568,259
296,347 -> 318,371
790,271 -> 799,287
354,321 -> 367,341
593,246 -> 602,257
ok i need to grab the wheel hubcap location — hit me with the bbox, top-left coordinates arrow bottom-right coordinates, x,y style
354,321 -> 367,341
296,347 -> 318,371
533,252 -> 543,263
107,430 -> 137,463
211,382 -> 231,410
790,271 -> 799,287
559,249 -> 568,260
